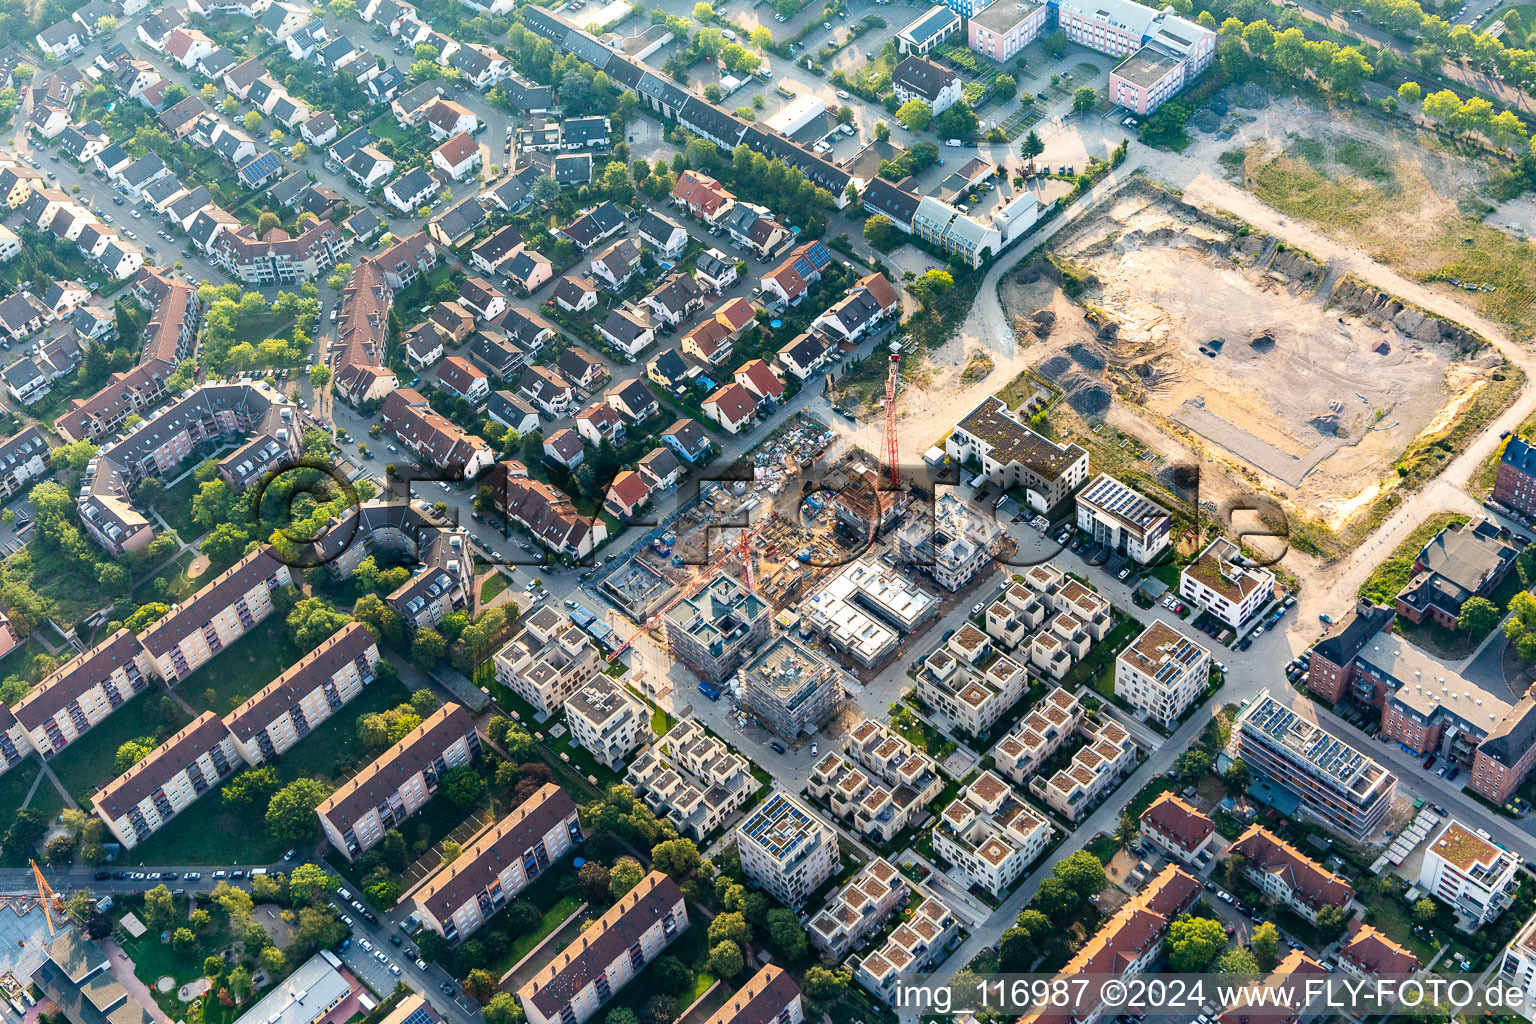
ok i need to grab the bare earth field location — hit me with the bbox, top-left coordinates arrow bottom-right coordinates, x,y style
1000,180 -> 1510,549
1200,97 -> 1536,338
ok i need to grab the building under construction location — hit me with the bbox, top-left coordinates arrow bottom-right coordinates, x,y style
662,575 -> 771,682
742,635 -> 844,740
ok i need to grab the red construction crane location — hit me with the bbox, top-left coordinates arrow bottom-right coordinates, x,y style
883,348 -> 901,488
32,860 -> 61,937
606,516 -> 771,663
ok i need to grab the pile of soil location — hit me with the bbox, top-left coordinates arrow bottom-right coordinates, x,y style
1067,381 -> 1112,417
1068,342 -> 1106,370
1031,309 -> 1057,335
1039,354 -> 1073,380
1237,82 -> 1269,108
1190,108 -> 1223,134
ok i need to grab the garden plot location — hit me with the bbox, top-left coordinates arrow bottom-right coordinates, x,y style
1002,181 -> 1507,536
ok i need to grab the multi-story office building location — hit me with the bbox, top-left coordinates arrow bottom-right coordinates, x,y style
409,783 -> 582,944
10,629 -> 154,758
663,575 -> 769,682
1228,826 -> 1355,924
1231,690 -> 1398,839
1114,621 -> 1210,727
565,678 -> 652,771
855,897 -> 960,1003
737,792 -> 838,910
224,623 -> 379,765
1179,537 -> 1275,630
742,636 -> 842,739
932,771 -> 1049,898
493,610 -> 602,715
1419,819 -> 1520,928
1074,474 -> 1172,564
92,712 -> 239,849
317,702 -> 481,861
1362,639 -> 1509,763
966,1 -> 1047,62
1057,0 -> 1215,113
141,547 -> 293,683
516,871 -> 688,1024
1137,792 -> 1215,865
808,858 -> 906,958
1030,718 -> 1137,820
625,719 -> 754,840
946,396 -> 1089,512
894,491 -> 1001,591
701,966 -> 802,1024
992,687 -> 1082,785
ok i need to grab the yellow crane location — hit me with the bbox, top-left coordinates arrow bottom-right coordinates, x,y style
32,860 -> 61,937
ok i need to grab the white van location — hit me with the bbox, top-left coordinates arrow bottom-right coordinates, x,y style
945,138 -> 963,147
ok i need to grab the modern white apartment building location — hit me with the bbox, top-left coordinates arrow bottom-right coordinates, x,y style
141,547 -> 293,683
918,644 -> 1026,738
1229,825 -> 1355,924
1180,537 -> 1275,630
1030,717 -> 1137,820
92,712 -> 240,849
224,622 -> 379,765
410,783 -> 582,944
317,702 -> 482,861
1137,791 -> 1215,865
1231,691 -> 1397,839
894,492 -> 1001,592
806,558 -> 937,667
946,396 -> 1089,512
855,897 -> 961,1003
932,771 -> 1050,898
701,966 -> 803,1024
808,858 -> 907,958
624,719 -> 753,841
1500,913 -> 1536,1002
10,629 -> 155,758
737,792 -> 838,910
493,611 -> 602,715
1419,819 -> 1521,927
1075,474 -> 1173,564
565,678 -> 652,771
808,721 -> 942,844
992,686 -> 1083,785
1114,621 -> 1210,727
516,872 -> 688,1024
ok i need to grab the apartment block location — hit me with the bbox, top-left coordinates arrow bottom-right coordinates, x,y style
737,792 -> 838,910
1075,474 -> 1172,564
1338,925 -> 1421,979
516,872 -> 688,1024
1302,601 -> 1394,705
854,897 -> 960,1003
565,678 -> 651,771
807,720 -> 941,845
945,396 -> 1089,513
1471,693 -> 1536,805
1231,691 -> 1397,839
624,719 -> 753,840
1137,792 -> 1215,865
1179,537 -> 1274,630
493,611 -> 602,715
663,575 -> 770,682
807,558 -> 937,667
741,636 -> 842,739
1500,912 -> 1536,1002
1364,639 -> 1508,762
808,858 -> 906,959
894,491 -> 1000,592
1419,819 -> 1520,928
317,702 -> 481,861
1493,434 -> 1536,518
932,771 -> 1049,898
1229,826 -> 1354,924
10,629 -> 154,758
141,547 -> 293,683
967,1 -> 1047,62
0,705 -> 26,776
1115,621 -> 1210,727
701,966 -> 802,1024
224,623 -> 379,765
920,642 -> 1025,738
410,783 -> 582,944
92,712 -> 239,849
992,687 -> 1083,785
1030,718 -> 1137,821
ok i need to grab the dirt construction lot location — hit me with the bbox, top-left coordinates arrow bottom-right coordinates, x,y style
1001,180 -> 1509,536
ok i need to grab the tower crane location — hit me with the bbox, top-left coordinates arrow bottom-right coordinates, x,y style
32,860 -> 62,937
883,344 -> 901,488
606,515 -> 772,663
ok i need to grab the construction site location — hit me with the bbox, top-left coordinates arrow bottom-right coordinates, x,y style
1001,179 -> 1510,538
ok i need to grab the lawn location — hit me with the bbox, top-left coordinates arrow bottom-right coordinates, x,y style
1357,512 -> 1469,605
0,758 -> 40,823
179,617 -> 307,717
133,550 -> 201,605
480,572 -> 509,603
232,311 -> 295,347
491,895 -> 583,975
51,691 -> 191,806
153,472 -> 209,543
1359,885 -> 1438,962
275,676 -> 413,787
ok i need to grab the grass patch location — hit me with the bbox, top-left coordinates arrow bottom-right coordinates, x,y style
1359,884 -> 1439,962
153,472 -> 210,543
51,692 -> 191,806
133,551 -> 201,605
1357,511 -> 1469,604
650,705 -> 676,736
481,572 -> 509,603
0,758 -> 40,823
178,616 -> 307,717
493,895 -> 583,975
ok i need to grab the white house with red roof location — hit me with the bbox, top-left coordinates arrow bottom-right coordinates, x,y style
435,356 -> 490,405
734,359 -> 785,403
671,170 -> 736,225
604,470 -> 651,520
431,132 -> 482,181
702,383 -> 757,435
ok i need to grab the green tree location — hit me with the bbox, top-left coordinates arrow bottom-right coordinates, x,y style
52,439 -> 99,470
242,111 -> 263,132
286,597 -> 349,649
228,965 -> 253,1003
1458,595 -> 1501,633
895,98 -> 932,130
764,908 -> 807,961
1397,81 -> 1423,104
651,838 -> 701,878
1315,903 -> 1348,941
863,214 -> 897,249
707,941 -> 744,977
223,765 -> 280,807
1413,897 -> 1438,924
1044,29 -> 1068,56
1166,915 -> 1228,971
1225,758 -> 1251,791
144,885 -> 176,931
411,627 -> 446,670
1175,747 -> 1213,782
288,863 -> 334,904
708,912 -> 751,948
801,966 -> 849,1002
1072,86 -> 1097,112
1214,947 -> 1260,974
172,927 -> 196,956
484,994 -> 522,1024
1053,849 -> 1108,898
442,764 -> 485,808
1031,876 -> 1079,917
1250,921 -> 1281,970
259,946 -> 286,975
609,857 -> 644,898
265,778 -> 330,841
465,969 -> 499,1004
114,738 -> 156,773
